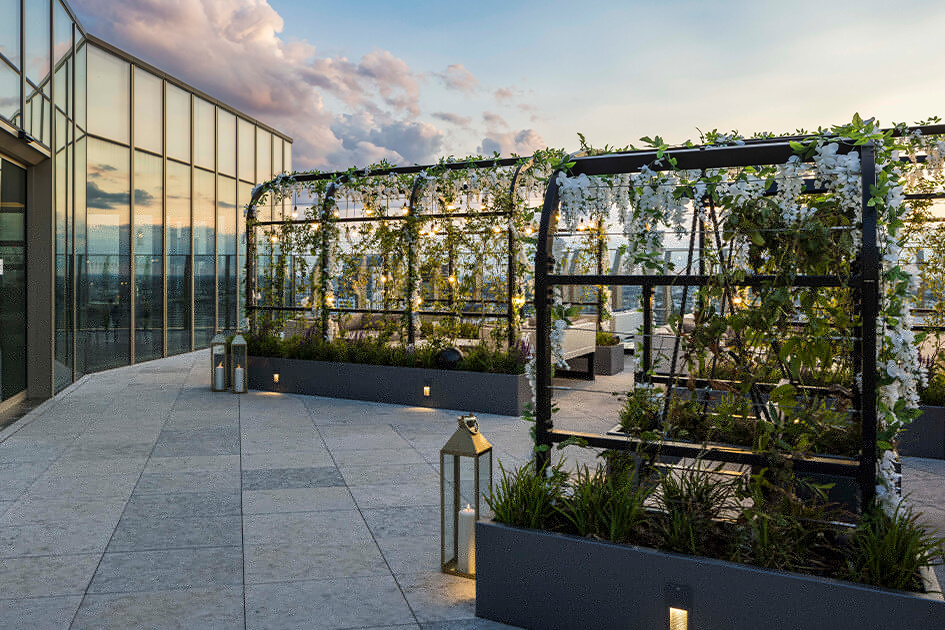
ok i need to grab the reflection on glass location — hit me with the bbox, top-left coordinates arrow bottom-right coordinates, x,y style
194,98 -> 214,170
74,134 -> 86,377
194,168 -> 215,346
25,0 -> 50,86
166,84 -> 190,163
24,87 -> 50,146
133,151 -> 163,363
87,138 -> 130,255
87,46 -> 130,144
194,255 -> 214,347
135,255 -> 163,362
83,137 -> 130,372
237,181 -> 251,325
273,137 -> 283,175
75,40 -> 85,130
217,175 -> 236,330
134,151 -> 163,256
218,109 -> 236,177
166,159 -> 191,354
284,139 -> 292,174
256,128 -> 271,182
53,55 -> 69,119
238,118 -> 254,182
55,121 -> 73,390
54,1 -> 73,67
134,68 -> 163,155
0,159 -> 27,401
0,60 -> 21,126
0,0 -> 20,69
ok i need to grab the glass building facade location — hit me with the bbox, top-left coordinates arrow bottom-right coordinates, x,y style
0,0 -> 291,404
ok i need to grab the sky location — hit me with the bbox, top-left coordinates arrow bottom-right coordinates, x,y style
70,0 -> 945,173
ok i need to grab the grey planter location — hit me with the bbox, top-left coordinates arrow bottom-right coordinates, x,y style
594,344 -> 625,376
476,520 -> 944,630
899,405 -> 945,459
248,356 -> 530,416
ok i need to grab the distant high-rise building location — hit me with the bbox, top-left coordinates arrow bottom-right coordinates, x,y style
0,0 -> 291,405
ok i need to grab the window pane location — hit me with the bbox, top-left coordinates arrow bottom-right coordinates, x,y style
87,46 -> 129,144
284,140 -> 292,174
218,109 -> 235,177
134,68 -> 163,154
0,0 -> 20,69
0,60 -> 20,123
238,181 -> 251,326
54,1 -> 72,68
256,128 -> 270,183
84,137 -> 131,371
166,159 -> 191,354
237,118 -> 254,182
0,159 -> 27,401
193,168 -> 215,346
75,40 -> 85,130
194,168 -> 214,256
74,133 -> 86,377
134,254 -> 162,362
24,0 -> 50,87
217,175 -> 236,331
55,124 -> 72,389
273,137 -> 283,175
134,150 -> 162,255
194,97 -> 214,170
87,137 -> 130,255
166,84 -> 190,163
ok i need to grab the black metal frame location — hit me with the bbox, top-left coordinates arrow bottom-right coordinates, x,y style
533,136 -> 887,506
245,157 -> 537,348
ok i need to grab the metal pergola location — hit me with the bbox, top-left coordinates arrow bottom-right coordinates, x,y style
533,125 -> 945,509
245,157 -> 538,347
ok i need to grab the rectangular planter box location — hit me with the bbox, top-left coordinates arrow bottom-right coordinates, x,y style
594,344 -> 625,376
248,356 -> 530,416
476,520 -> 944,630
899,405 -> 945,459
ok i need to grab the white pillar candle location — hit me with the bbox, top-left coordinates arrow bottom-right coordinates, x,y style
457,503 -> 476,574
214,363 -> 225,390
234,366 -> 245,392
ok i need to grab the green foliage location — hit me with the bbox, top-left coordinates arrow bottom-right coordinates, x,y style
919,353 -> 945,406
246,329 -> 525,374
486,459 -> 568,531
842,503 -> 944,591
595,331 -> 620,347
654,463 -> 737,556
556,463 -> 652,542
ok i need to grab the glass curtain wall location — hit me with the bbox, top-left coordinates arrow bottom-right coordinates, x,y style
0,158 -> 27,402
0,0 -> 292,391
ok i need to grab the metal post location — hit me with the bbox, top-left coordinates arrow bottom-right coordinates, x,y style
533,171 -> 561,470
406,175 -> 424,345
858,143 -> 879,509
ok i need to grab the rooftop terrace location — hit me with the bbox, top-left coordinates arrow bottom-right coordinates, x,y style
0,350 -> 942,628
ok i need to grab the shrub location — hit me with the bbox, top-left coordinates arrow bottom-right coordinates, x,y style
486,459 -> 568,531
596,330 -> 620,346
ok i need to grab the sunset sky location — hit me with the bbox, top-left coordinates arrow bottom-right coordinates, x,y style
71,0 -> 945,172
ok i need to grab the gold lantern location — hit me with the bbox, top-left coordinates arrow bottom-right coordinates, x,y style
210,333 -> 228,392
230,334 -> 248,393
440,414 -> 492,578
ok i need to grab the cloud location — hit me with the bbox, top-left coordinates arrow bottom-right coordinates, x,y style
87,181 -> 129,209
494,87 -> 515,103
331,112 -> 443,166
477,128 -> 546,157
70,0 -> 547,172
434,64 -> 479,93
432,111 -> 473,127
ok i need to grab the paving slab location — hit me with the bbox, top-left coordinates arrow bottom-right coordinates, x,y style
0,349 -> 942,630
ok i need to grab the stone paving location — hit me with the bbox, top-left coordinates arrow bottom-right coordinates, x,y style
0,350 -> 942,629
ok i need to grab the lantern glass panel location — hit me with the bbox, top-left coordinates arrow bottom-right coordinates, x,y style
458,454 -> 476,510
210,334 -> 227,391
478,449 -> 492,517
441,452 -> 456,568
230,334 -> 248,393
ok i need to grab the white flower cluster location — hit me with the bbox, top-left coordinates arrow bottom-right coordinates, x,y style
875,450 -> 903,517
772,156 -> 810,222
556,172 -> 591,230
629,165 -> 690,235
812,142 -> 862,224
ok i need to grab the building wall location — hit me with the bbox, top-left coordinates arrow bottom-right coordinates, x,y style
0,0 -> 291,399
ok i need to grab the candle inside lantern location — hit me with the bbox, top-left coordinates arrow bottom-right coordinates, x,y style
457,503 -> 476,574
234,365 -> 245,392
214,362 -> 225,390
